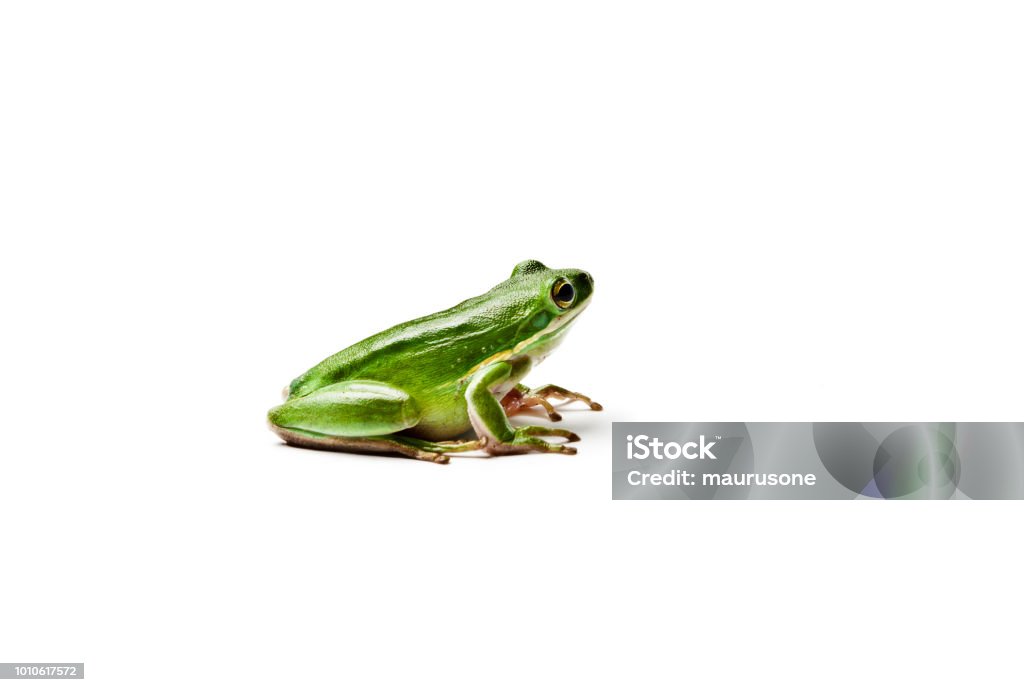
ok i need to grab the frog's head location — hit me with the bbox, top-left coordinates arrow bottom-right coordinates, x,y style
503,259 -> 595,358
510,259 -> 594,312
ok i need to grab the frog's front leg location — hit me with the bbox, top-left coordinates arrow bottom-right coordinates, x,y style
466,362 -> 580,456
500,383 -> 603,422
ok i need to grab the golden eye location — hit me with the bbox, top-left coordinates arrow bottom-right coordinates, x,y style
551,279 -> 575,309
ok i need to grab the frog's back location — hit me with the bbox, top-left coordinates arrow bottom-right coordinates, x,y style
285,290 -> 532,401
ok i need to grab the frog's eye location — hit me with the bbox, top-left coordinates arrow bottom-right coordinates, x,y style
551,279 -> 575,309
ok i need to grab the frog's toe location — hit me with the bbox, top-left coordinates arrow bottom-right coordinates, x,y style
529,385 -> 602,413
408,448 -> 450,464
517,425 -> 579,441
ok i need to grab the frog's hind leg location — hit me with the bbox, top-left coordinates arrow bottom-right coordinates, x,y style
268,380 -> 482,464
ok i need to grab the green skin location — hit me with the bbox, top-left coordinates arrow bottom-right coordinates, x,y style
268,260 -> 601,464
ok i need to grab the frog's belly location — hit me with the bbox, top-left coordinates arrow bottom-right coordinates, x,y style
406,401 -> 471,441
401,372 -> 524,441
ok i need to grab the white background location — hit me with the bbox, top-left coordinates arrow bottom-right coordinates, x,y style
2,1 -> 1022,690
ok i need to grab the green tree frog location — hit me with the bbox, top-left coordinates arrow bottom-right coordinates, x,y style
268,260 -> 602,464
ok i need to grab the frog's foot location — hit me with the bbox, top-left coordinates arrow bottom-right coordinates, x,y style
481,426 -> 580,456
500,384 -> 603,422
390,435 -> 486,463
271,425 -> 467,464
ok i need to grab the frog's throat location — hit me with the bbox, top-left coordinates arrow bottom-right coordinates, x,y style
465,301 -> 588,377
